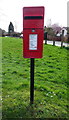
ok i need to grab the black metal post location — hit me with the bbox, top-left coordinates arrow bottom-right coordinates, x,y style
61,30 -> 64,47
44,32 -> 47,45
30,58 -> 34,104
45,39 -> 47,44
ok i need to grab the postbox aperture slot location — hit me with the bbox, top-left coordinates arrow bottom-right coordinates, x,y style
24,16 -> 43,19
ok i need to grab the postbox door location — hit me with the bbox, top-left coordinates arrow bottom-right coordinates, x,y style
23,29 -> 44,58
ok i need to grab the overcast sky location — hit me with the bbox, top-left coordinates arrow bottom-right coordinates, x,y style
0,0 -> 68,32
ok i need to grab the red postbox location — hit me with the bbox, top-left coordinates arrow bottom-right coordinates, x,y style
23,6 -> 44,58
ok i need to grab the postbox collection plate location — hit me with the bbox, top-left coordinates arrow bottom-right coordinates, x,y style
29,34 -> 38,50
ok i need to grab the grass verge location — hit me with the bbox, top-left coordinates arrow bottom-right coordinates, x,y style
2,37 -> 69,119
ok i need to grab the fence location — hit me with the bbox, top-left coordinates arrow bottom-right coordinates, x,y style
44,34 -> 69,47
47,35 -> 61,41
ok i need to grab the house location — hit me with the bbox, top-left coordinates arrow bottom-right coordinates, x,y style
0,28 -> 2,36
56,27 -> 67,36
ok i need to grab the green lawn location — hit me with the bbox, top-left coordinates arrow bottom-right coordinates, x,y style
2,37 -> 68,119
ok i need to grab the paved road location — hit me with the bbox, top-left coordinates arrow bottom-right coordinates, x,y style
44,40 -> 69,47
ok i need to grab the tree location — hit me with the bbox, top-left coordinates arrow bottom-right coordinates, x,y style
51,23 -> 62,35
8,22 -> 14,34
46,27 -> 55,36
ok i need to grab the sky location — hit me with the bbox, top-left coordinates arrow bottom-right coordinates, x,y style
0,0 -> 68,32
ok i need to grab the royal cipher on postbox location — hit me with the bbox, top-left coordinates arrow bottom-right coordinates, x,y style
23,6 -> 44,58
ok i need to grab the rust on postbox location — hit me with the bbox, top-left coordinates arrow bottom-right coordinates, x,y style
23,6 -> 44,58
